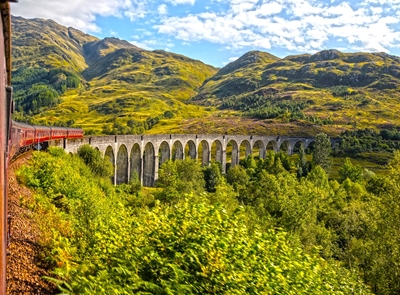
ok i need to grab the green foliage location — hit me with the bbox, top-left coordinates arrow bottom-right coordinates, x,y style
77,144 -> 113,177
203,162 -> 222,193
330,85 -> 352,97
21,147 -> 400,294
296,145 -> 310,178
157,159 -> 205,202
337,128 -> 400,155
338,158 -> 364,183
13,66 -> 81,116
221,93 -> 310,121
312,133 -> 332,171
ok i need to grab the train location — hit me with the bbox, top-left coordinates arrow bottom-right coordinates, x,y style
10,121 -> 84,159
0,1 -> 84,292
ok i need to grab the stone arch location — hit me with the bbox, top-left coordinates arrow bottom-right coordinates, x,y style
172,140 -> 184,160
159,141 -> 170,167
116,145 -> 128,184
105,146 -> 115,184
292,141 -> 304,154
211,140 -> 223,164
226,140 -> 239,169
143,142 -> 155,187
266,140 -> 278,152
253,140 -> 265,159
130,143 -> 141,182
279,140 -> 292,154
185,140 -> 197,160
199,140 -> 210,166
305,140 -> 315,154
239,140 -> 252,160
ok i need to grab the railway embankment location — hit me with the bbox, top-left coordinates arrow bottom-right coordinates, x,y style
6,152 -> 56,294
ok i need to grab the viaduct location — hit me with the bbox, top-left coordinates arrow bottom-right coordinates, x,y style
51,134 -> 319,187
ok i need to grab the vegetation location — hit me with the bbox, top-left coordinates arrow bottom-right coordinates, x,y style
13,67 -> 81,115
14,142 -> 400,294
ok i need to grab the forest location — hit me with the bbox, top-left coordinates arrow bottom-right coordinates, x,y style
14,133 -> 400,294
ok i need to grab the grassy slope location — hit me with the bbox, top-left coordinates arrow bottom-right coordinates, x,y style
12,17 -> 217,134
11,17 -> 400,141
193,50 -> 400,136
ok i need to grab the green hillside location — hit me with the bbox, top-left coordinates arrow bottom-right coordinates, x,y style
10,16 -> 400,138
193,49 -> 400,136
11,16 -> 217,134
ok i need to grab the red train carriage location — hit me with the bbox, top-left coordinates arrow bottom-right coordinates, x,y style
33,125 -> 51,143
10,121 -> 85,159
9,121 -> 34,158
50,126 -> 68,140
67,127 -> 84,138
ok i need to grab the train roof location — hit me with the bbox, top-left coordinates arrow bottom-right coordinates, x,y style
11,120 -> 35,129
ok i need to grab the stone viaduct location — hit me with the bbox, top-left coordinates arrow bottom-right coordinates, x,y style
51,134 -> 318,187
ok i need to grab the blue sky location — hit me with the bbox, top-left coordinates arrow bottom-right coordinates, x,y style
11,0 -> 400,67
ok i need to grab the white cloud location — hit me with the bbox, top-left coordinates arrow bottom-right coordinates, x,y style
158,4 -> 168,15
11,0 -> 148,32
166,0 -> 196,6
10,0 -> 400,57
256,2 -> 283,16
156,0 -> 400,54
130,40 -> 153,50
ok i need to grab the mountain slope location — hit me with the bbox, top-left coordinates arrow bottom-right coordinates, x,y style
11,16 -> 217,134
192,49 -> 400,133
11,16 -> 400,136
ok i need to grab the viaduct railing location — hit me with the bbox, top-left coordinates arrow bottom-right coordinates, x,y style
50,134 -> 322,187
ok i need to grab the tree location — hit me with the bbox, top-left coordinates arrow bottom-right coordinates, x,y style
203,162 -> 221,193
296,144 -> 309,178
312,133 -> 332,171
338,158 -> 364,183
77,144 -> 113,178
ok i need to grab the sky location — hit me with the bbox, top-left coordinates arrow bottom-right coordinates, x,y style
10,0 -> 400,67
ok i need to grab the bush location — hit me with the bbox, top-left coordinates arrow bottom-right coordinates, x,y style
77,144 -> 113,178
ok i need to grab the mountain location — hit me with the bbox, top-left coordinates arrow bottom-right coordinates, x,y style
195,49 -> 400,101
10,16 -> 400,136
192,49 -> 400,134
11,16 -> 217,135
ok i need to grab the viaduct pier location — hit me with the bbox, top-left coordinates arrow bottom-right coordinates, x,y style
51,134 -> 318,187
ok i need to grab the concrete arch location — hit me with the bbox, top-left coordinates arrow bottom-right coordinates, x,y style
185,140 -> 197,160
239,140 -> 252,159
105,146 -> 115,184
172,140 -> 184,160
253,140 -> 265,159
292,141 -> 304,154
199,140 -> 210,166
159,141 -> 170,167
279,140 -> 292,155
266,140 -> 278,152
305,140 -> 316,154
143,142 -> 156,187
130,143 -> 142,182
211,140 -> 223,164
116,145 -> 128,184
